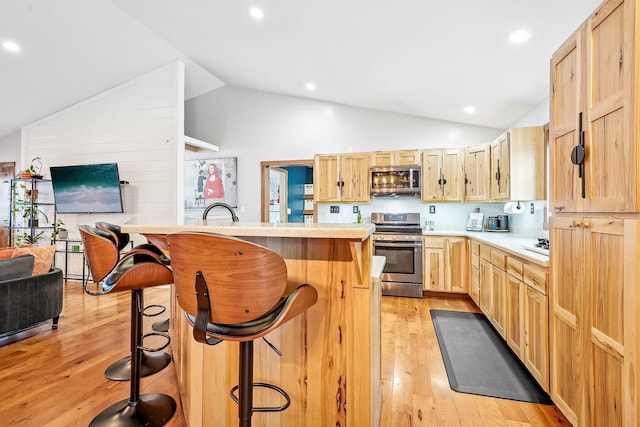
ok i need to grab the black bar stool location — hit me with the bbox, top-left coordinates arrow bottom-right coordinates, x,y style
167,232 -> 318,427
80,225 -> 176,426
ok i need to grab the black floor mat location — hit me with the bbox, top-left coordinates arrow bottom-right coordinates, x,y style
430,309 -> 553,404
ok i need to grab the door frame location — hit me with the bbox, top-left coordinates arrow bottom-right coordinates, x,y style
260,160 -> 313,222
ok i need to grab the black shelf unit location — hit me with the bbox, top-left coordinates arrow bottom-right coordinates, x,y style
8,177 -> 56,246
53,239 -> 90,283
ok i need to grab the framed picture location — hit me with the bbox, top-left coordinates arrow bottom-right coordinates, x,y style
184,157 -> 238,208
466,212 -> 484,232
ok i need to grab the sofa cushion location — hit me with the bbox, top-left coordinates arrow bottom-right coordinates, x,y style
0,247 -> 16,260
0,254 -> 35,280
11,245 -> 55,276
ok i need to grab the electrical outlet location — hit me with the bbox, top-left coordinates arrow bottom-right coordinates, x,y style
429,205 -> 436,214
530,203 -> 535,214
353,206 -> 359,213
330,206 -> 340,213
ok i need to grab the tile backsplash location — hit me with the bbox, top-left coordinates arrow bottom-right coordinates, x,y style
317,198 -> 548,236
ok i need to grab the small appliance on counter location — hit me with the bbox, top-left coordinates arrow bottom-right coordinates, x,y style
486,214 -> 509,231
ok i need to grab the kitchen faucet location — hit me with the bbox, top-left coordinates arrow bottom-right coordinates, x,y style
202,202 -> 239,222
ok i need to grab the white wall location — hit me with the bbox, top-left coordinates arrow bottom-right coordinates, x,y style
186,86 -> 504,221
510,96 -> 550,127
21,61 -> 185,240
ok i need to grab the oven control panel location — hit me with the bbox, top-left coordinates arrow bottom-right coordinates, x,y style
372,234 -> 422,242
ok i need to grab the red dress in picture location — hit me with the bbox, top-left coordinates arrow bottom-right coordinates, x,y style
203,163 -> 225,199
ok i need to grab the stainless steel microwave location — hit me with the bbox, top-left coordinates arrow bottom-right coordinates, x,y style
370,166 -> 421,196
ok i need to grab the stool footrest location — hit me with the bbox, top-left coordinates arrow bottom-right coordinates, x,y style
139,332 -> 171,353
142,304 -> 166,317
230,382 -> 291,413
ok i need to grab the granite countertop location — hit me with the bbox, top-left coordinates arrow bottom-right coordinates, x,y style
422,229 -> 549,266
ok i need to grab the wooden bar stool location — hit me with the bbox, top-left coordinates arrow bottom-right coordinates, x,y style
95,221 -> 171,334
80,225 -> 176,426
88,222 -> 172,381
167,232 -> 318,427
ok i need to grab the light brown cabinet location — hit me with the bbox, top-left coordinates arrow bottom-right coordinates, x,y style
476,243 -> 550,393
314,152 -> 370,203
468,240 -> 480,306
371,150 -> 419,167
550,0 -> 638,213
464,143 -> 491,202
490,132 -> 510,201
505,257 -> 525,358
523,284 -> 548,391
423,236 -> 467,293
550,216 -> 631,426
550,0 -> 640,425
422,149 -> 464,202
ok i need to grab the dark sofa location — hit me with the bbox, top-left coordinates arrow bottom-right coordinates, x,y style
0,267 -> 64,337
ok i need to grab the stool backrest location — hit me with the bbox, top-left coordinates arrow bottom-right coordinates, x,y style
79,225 -> 120,283
167,232 -> 287,325
95,222 -> 131,252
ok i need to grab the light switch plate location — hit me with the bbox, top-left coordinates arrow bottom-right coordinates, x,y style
330,206 -> 340,213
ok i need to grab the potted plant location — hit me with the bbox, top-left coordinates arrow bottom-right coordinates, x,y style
19,157 -> 43,179
22,205 -> 48,228
52,219 -> 68,240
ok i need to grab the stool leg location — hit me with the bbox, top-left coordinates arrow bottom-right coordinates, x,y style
239,340 -> 254,427
89,290 -> 176,427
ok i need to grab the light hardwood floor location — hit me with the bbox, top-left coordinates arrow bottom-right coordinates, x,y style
0,284 -> 571,426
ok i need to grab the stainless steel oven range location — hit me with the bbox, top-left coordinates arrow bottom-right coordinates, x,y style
371,212 -> 423,298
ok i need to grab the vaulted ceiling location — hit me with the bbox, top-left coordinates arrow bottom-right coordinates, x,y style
0,0 -> 602,139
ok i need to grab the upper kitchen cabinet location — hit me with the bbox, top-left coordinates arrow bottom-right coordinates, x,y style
490,132 -> 510,201
314,152 -> 370,203
371,150 -> 420,167
464,143 -> 491,201
421,149 -> 464,202
490,127 -> 545,202
550,0 -> 638,213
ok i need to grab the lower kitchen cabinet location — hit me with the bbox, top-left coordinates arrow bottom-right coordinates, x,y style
475,241 -> 550,393
423,236 -> 467,293
506,272 -> 524,358
468,240 -> 480,306
550,216 -> 634,426
524,285 -> 548,391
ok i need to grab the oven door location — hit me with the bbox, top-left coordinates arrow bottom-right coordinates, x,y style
373,240 -> 423,285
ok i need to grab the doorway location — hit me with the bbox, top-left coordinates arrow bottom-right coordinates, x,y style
260,160 -> 314,223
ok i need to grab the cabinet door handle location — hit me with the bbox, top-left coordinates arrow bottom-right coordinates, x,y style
572,220 -> 582,227
570,112 -> 586,199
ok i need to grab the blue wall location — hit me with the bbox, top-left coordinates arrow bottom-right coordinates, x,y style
284,166 -> 313,223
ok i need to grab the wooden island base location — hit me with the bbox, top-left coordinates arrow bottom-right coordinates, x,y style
123,220 -> 381,427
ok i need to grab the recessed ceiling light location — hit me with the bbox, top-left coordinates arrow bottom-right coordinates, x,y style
508,30 -> 530,44
249,7 -> 264,20
306,82 -> 316,91
463,105 -> 476,114
2,41 -> 20,52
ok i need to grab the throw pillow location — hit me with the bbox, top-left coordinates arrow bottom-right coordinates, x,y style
11,245 -> 55,276
0,254 -> 35,280
0,247 -> 16,259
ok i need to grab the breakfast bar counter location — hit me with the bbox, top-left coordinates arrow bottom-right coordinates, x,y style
122,218 -> 380,427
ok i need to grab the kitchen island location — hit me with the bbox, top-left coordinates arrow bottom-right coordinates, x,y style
122,218 -> 380,427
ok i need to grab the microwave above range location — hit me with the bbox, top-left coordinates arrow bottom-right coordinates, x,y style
371,166 -> 421,196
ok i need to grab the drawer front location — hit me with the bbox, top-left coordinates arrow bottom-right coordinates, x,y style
507,256 -> 524,280
471,241 -> 480,255
490,249 -> 507,270
480,244 -> 491,261
523,264 -> 548,294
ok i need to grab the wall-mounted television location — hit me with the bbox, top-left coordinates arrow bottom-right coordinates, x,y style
50,163 -> 124,214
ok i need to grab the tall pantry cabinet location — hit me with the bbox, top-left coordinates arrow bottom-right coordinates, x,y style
549,0 -> 640,425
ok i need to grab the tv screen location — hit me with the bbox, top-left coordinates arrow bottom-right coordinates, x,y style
50,163 -> 124,214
